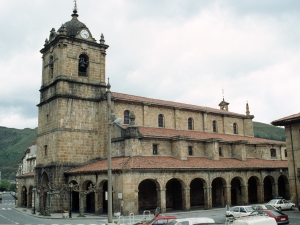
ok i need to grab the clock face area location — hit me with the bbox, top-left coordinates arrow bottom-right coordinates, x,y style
80,30 -> 89,39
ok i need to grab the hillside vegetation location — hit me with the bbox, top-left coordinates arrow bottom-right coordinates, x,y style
0,126 -> 37,180
253,121 -> 286,141
0,122 -> 285,179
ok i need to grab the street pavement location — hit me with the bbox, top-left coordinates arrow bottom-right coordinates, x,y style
1,192 -> 300,225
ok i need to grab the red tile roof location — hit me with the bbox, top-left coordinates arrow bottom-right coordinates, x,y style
112,92 -> 246,117
272,112 -> 300,126
138,127 -> 285,145
68,156 -> 287,174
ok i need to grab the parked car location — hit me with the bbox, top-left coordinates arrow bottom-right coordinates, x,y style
249,210 -> 289,224
232,216 -> 277,225
267,199 -> 295,210
226,206 -> 255,218
136,215 -> 177,225
251,204 -> 279,211
166,217 -> 216,225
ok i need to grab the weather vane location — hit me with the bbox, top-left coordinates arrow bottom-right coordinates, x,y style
222,88 -> 224,100
74,0 -> 77,11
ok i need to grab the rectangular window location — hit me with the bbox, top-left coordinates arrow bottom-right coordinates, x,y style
219,147 -> 222,156
153,144 -> 158,155
44,145 -> 48,157
188,146 -> 193,156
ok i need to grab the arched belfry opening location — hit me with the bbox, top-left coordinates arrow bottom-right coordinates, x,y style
78,54 -> 89,76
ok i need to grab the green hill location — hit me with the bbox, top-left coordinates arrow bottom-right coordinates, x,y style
0,126 -> 37,180
0,122 -> 285,179
253,121 -> 285,141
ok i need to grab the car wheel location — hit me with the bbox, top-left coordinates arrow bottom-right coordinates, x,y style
278,207 -> 281,211
291,205 -> 294,210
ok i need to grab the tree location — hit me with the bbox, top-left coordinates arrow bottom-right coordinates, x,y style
0,179 -> 11,191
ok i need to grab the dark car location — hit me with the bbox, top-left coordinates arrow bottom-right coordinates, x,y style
250,209 -> 289,224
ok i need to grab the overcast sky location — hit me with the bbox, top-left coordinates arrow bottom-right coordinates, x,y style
1,0 -> 300,129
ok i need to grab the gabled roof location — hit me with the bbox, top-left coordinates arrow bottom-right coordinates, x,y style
67,156 -> 287,174
138,127 -> 285,145
112,92 -> 245,118
272,112 -> 300,126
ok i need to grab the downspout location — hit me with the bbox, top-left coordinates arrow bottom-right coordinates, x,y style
290,124 -> 299,205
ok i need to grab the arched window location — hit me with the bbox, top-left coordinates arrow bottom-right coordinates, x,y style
49,55 -> 54,79
233,123 -> 238,134
124,110 -> 130,124
158,114 -> 164,127
270,149 -> 276,158
188,117 -> 194,130
212,120 -> 217,132
78,54 -> 89,76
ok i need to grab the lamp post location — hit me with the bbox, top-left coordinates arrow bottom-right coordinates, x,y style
106,80 -> 122,224
69,183 -> 73,218
32,187 -> 36,214
107,81 -> 113,224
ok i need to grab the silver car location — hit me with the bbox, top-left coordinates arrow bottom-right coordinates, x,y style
226,206 -> 255,218
267,199 -> 295,210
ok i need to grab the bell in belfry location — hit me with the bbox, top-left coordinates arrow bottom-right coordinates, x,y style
79,58 -> 87,67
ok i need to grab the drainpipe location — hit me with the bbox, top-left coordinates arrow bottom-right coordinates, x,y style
289,124 -> 299,205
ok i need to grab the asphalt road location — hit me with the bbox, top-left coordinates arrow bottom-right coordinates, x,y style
0,192 -> 299,225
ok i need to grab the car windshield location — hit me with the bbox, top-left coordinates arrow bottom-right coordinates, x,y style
268,200 -> 277,204
245,207 -> 254,212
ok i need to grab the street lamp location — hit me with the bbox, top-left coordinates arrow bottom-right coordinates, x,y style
106,80 -> 122,224
32,187 -> 36,214
69,183 -> 73,218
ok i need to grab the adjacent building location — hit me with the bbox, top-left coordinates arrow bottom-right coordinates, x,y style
272,112 -> 300,206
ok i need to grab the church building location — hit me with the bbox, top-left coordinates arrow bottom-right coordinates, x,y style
17,5 -> 289,216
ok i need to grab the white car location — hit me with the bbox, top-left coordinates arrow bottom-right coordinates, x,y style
226,206 -> 255,218
166,218 -> 216,225
267,199 -> 295,210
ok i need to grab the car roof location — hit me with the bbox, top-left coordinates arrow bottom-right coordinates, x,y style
172,218 -> 215,224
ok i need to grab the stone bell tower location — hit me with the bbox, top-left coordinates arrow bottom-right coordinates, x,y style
35,4 -> 109,212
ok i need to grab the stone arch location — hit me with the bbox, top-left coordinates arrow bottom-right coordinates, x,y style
82,180 -> 96,213
21,185 -> 28,208
278,175 -> 289,199
230,177 -> 245,206
263,175 -> 274,202
39,171 -> 50,214
190,178 -> 206,209
248,176 -> 260,204
28,186 -> 33,208
165,178 -> 185,211
211,177 -> 227,207
138,179 -> 160,213
70,180 -> 79,213
78,53 -> 89,76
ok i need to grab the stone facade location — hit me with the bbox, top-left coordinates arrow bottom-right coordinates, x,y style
18,7 -> 290,216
